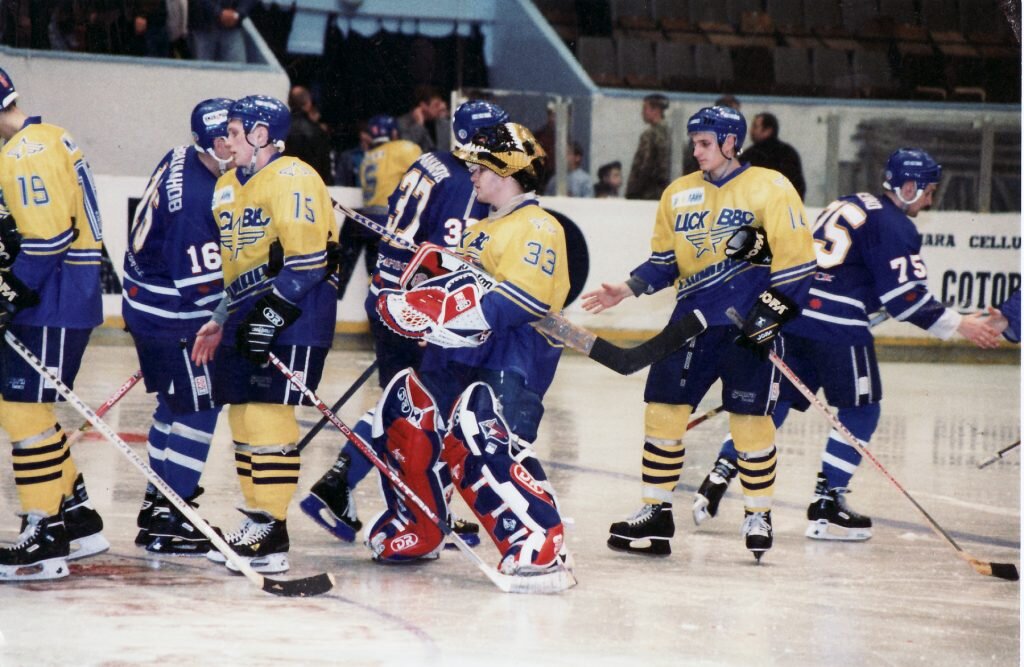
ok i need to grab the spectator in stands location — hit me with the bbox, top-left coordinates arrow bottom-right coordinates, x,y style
715,94 -> 742,110
741,112 -> 806,201
398,85 -> 448,152
596,160 -> 623,197
335,121 -> 371,187
188,0 -> 256,63
626,94 -> 670,200
168,0 -> 189,58
532,102 -> 557,192
285,85 -> 333,183
545,141 -> 593,198
129,1 -> 171,57
594,182 -> 617,198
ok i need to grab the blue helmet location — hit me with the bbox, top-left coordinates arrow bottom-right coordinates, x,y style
368,115 -> 398,142
687,105 -> 746,152
229,95 -> 290,150
452,100 -> 508,149
0,66 -> 18,111
190,98 -> 233,151
883,147 -> 942,191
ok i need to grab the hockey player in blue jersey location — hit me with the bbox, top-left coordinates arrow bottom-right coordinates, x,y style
583,106 -> 817,561
692,148 -> 1001,541
371,121 -> 572,575
987,289 -> 1021,343
123,98 -> 233,555
300,100 -> 507,544
0,66 -> 108,581
191,95 -> 339,575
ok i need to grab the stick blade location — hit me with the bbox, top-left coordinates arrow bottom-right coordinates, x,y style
262,572 -> 336,597
987,562 -> 1019,581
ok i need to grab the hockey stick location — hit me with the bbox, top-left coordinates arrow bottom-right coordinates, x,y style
66,369 -> 144,447
296,359 -> 378,453
687,404 -> 724,431
268,352 -> 576,594
724,308 -> 1019,581
977,440 -> 1021,469
333,201 -> 707,375
4,332 -> 335,597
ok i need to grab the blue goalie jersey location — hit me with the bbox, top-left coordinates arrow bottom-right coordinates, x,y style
372,151 -> 491,294
788,192 -> 957,344
123,145 -> 225,340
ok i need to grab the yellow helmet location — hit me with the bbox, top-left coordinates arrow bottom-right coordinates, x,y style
453,122 -> 547,191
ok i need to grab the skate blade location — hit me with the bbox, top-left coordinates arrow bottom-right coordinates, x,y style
300,496 -> 357,542
0,557 -> 70,581
226,553 -> 289,575
692,496 -> 712,526
752,550 -> 766,564
607,535 -> 671,556
805,520 -> 872,542
145,541 -> 214,557
67,533 -> 110,561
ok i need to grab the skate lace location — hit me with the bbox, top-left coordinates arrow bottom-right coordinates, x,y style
224,518 -> 256,544
9,516 -> 42,550
832,488 -> 860,514
236,520 -> 274,546
626,504 -> 657,525
741,512 -> 770,537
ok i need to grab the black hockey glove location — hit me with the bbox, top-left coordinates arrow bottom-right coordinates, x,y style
0,270 -> 40,329
725,225 -> 772,265
325,241 -> 343,277
266,239 -> 284,277
236,292 -> 302,364
735,288 -> 799,361
0,215 -> 22,270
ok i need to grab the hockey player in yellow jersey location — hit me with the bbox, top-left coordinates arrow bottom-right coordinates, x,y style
374,123 -> 573,576
336,114 -> 422,299
583,106 -> 816,562
191,95 -> 338,575
0,66 -> 108,581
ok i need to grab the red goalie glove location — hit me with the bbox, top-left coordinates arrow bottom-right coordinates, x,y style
377,270 -> 492,348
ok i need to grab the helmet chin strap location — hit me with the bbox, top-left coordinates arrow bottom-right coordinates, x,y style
888,182 -> 925,210
204,147 -> 233,175
242,128 -> 270,175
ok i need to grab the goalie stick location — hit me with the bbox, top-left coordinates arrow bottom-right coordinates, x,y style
4,332 -> 335,598
297,359 -> 378,452
66,369 -> 144,447
268,352 -> 576,594
333,201 -> 706,375
724,308 -> 1019,581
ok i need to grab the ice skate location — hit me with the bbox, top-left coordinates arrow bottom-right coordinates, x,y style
742,510 -> 773,563
146,490 -> 213,556
61,473 -> 109,560
607,503 -> 674,556
221,509 -> 290,575
806,475 -> 872,541
300,453 -> 362,542
134,484 -> 160,547
692,457 -> 738,525
0,513 -> 70,582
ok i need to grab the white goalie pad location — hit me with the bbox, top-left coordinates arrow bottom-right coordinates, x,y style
377,270 -> 492,348
399,242 -> 497,292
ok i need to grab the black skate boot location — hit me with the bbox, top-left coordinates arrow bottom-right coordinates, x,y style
146,490 -> 213,556
134,484 -> 160,547
0,513 -> 70,581
61,473 -> 109,560
607,503 -> 675,556
742,510 -> 773,563
692,457 -> 738,525
217,509 -> 290,575
805,474 -> 872,541
300,453 -> 362,542
206,510 -> 257,565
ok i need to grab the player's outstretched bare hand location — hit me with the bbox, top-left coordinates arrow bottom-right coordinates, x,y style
581,282 -> 632,314
985,306 -> 1010,336
958,311 -> 1002,349
192,321 -> 223,365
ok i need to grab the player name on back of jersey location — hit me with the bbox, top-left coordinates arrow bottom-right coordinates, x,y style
417,153 -> 451,183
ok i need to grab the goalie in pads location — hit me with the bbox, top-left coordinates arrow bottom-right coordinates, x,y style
370,122 -> 572,576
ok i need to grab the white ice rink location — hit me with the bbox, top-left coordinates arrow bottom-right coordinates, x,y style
0,343 -> 1018,666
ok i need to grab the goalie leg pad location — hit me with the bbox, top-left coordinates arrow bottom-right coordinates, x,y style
441,382 -> 568,574
367,370 -> 448,563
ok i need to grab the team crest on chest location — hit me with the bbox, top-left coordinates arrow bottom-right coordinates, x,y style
220,207 -> 270,259
6,137 -> 45,160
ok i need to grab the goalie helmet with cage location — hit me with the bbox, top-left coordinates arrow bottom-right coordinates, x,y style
883,147 -> 942,206
452,100 -> 509,149
453,122 -> 547,192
